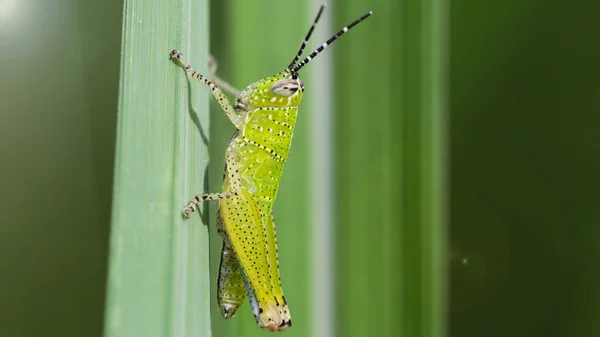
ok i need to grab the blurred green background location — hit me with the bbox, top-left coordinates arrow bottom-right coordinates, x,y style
1,0 -> 600,337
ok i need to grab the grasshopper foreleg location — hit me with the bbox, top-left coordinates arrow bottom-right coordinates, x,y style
170,50 -> 243,129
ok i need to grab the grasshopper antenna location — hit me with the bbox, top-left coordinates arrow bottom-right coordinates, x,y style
292,10 -> 372,74
287,4 -> 327,71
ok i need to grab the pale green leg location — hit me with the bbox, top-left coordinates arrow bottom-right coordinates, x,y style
171,50 -> 246,217
170,50 -> 244,129
182,149 -> 243,217
216,209 -> 247,318
209,55 -> 241,97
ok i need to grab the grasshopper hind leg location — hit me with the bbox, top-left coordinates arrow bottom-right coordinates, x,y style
216,209 -> 247,318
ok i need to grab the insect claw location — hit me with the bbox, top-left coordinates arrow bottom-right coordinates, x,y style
182,207 -> 193,218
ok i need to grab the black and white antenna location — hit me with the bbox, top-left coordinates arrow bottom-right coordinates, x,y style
292,10 -> 372,75
287,4 -> 327,71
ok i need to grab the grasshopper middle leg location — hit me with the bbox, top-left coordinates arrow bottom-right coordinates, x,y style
182,149 -> 244,217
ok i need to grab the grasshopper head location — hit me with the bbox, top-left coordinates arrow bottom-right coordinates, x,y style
235,7 -> 371,114
236,71 -> 304,111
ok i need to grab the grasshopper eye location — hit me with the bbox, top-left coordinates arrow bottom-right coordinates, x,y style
269,79 -> 299,97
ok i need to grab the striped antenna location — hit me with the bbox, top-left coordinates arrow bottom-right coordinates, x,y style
287,4 -> 327,71
292,11 -> 372,74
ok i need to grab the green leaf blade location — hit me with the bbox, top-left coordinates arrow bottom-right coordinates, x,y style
105,0 -> 212,336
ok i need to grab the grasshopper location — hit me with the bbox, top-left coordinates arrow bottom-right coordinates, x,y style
170,4 -> 372,331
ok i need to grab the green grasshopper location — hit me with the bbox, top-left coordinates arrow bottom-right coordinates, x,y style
170,4 -> 372,331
